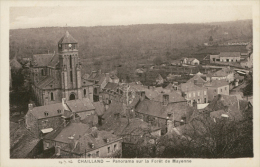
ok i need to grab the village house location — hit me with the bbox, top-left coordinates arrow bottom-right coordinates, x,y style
25,98 -> 95,137
135,91 -> 193,135
206,67 -> 235,83
87,70 -> 119,102
30,31 -> 93,106
179,82 -> 208,106
204,80 -> 229,102
181,58 -> 200,65
43,122 -> 123,158
210,52 -> 241,64
10,122 -> 42,158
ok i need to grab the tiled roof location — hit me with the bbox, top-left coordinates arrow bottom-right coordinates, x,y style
204,80 -> 229,88
58,31 -> 78,44
54,123 -> 90,143
93,102 -> 105,116
219,52 -> 241,57
136,99 -> 193,121
66,98 -> 95,113
180,82 -> 205,92
28,103 -> 64,119
32,54 -> 54,67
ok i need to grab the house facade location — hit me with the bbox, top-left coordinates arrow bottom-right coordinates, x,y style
30,31 -> 93,106
204,80 -> 229,101
180,82 -> 208,106
210,52 -> 241,64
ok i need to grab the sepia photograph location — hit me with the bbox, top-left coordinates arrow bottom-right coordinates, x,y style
1,1 -> 259,167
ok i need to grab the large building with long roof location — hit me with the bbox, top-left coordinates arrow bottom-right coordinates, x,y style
30,31 -> 93,106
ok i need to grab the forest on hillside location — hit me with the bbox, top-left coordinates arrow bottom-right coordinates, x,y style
10,20 -> 252,75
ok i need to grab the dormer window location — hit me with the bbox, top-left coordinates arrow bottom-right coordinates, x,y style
44,112 -> 49,116
57,109 -> 61,114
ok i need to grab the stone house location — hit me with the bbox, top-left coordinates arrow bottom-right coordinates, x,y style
179,82 -> 208,106
204,80 -> 229,102
25,98 -> 95,137
206,67 -> 235,83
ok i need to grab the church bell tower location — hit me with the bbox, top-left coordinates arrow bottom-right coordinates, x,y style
58,31 -> 82,100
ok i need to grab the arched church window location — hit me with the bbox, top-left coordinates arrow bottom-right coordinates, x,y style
84,89 -> 86,97
70,55 -> 72,68
70,71 -> 73,82
51,92 -> 54,101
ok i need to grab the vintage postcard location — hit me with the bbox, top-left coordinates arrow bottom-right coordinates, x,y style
1,1 -> 259,167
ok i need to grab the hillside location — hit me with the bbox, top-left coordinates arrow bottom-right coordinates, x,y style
10,20 -> 252,74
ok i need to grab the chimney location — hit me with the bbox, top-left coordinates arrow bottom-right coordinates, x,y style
163,94 -> 169,106
28,104 -> 33,111
166,120 -> 173,133
140,91 -> 146,101
193,101 -> 197,109
62,98 -> 67,106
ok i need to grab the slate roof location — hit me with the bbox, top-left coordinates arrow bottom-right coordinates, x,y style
70,130 -> 122,154
10,126 -> 40,158
104,82 -> 118,91
32,54 -> 54,67
102,101 -> 125,119
204,94 -> 247,121
92,102 -> 105,116
58,31 -> 78,44
186,74 -> 206,84
53,123 -> 90,143
27,103 -> 64,119
47,54 -> 59,68
204,80 -> 229,88
136,99 -> 193,121
152,91 -> 186,103
180,82 -> 206,92
219,52 -> 241,57
36,76 -> 60,89
66,98 -> 95,113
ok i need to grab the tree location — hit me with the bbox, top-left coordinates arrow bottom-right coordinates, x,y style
153,56 -> 163,65
209,36 -> 213,42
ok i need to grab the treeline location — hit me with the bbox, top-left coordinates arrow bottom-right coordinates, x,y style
10,20 -> 252,75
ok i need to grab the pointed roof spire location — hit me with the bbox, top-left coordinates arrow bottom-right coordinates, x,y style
58,31 -> 77,44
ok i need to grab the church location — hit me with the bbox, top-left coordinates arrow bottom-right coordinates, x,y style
30,31 -> 93,106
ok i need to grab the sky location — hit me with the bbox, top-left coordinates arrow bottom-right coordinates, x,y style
10,5 -> 252,29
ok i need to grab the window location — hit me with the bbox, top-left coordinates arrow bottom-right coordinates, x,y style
84,89 -> 86,97
204,91 -> 206,95
189,93 -> 191,97
46,142 -> 49,149
225,87 -> 227,90
214,89 -> 217,93
44,112 -> 49,116
197,99 -> 200,103
108,147 -> 110,153
70,55 -> 72,68
96,151 -> 99,157
41,69 -> 45,76
88,154 -> 91,158
198,92 -> 200,96
114,144 -> 117,151
51,92 -> 54,101
204,98 -> 207,103
193,92 -> 195,97
70,71 -> 73,82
